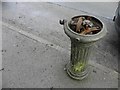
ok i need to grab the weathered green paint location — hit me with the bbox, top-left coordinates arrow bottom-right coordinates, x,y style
62,15 -> 107,80
66,39 -> 93,80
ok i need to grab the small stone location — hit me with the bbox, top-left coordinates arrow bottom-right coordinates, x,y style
50,44 -> 53,46
1,50 -> 3,52
93,70 -> 97,73
0,68 -> 4,71
64,68 -> 67,71
33,47 -> 36,51
19,16 -> 22,18
1,50 -> 6,52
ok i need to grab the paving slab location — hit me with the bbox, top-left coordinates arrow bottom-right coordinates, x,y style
2,25 -> 118,88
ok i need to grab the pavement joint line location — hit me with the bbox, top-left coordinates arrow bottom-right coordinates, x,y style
2,21 -> 68,54
2,21 -> 118,77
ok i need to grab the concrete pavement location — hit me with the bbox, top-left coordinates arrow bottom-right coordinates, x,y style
2,2 -> 119,88
53,2 -> 118,20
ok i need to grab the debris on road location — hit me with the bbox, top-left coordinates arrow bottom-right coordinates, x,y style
0,68 -> 4,71
70,16 -> 101,35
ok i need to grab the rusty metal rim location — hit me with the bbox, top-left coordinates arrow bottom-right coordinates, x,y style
63,15 -> 107,43
66,14 -> 106,37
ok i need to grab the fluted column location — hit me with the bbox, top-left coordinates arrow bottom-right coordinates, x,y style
66,39 -> 93,80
